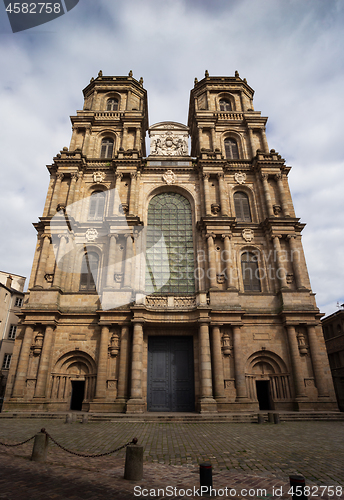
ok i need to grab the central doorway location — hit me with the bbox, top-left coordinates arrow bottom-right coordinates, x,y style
256,380 -> 273,410
147,336 -> 195,412
70,380 -> 85,411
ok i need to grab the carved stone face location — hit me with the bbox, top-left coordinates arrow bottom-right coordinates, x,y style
165,137 -> 173,148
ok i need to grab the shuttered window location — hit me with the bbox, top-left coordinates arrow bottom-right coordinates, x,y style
224,138 -> 239,159
79,252 -> 99,291
219,99 -> 232,111
89,191 -> 105,220
107,98 -> 118,111
241,252 -> 261,292
146,192 -> 195,294
234,191 -> 252,222
100,138 -> 114,158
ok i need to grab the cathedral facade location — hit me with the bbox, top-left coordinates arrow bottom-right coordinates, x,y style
4,71 -> 337,413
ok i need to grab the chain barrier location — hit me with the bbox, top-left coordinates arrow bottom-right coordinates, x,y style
0,434 -> 37,447
41,429 -> 138,458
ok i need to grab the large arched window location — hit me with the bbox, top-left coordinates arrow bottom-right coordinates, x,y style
100,137 -> 114,158
224,138 -> 239,159
107,98 -> 118,111
219,99 -> 232,112
89,191 -> 105,220
79,252 -> 99,291
146,192 -> 194,294
241,251 -> 261,292
234,191 -> 252,222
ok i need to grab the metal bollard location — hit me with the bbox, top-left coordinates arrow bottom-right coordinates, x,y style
268,412 -> 274,423
289,474 -> 307,500
273,413 -> 280,424
124,442 -> 143,480
65,413 -> 72,424
257,413 -> 264,424
200,462 -> 212,496
31,429 -> 49,463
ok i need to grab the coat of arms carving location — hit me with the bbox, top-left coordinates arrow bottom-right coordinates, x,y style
162,170 -> 176,185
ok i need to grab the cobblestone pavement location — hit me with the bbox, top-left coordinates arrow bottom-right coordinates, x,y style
0,419 -> 343,499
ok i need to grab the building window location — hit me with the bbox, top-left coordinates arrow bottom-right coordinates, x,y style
14,297 -> 23,307
79,252 -> 99,291
146,192 -> 195,294
89,191 -> 105,220
8,325 -> 17,339
234,191 -> 252,222
219,99 -> 232,112
2,354 -> 12,370
241,251 -> 261,292
100,138 -> 114,158
224,138 -> 239,159
107,98 -> 118,111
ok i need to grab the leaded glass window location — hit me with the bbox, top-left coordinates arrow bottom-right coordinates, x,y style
107,98 -> 118,111
79,252 -> 99,291
146,192 -> 195,294
224,138 -> 239,159
241,251 -> 261,292
234,191 -> 252,222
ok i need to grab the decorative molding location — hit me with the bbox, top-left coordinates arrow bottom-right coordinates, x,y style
242,228 -> 254,242
234,171 -> 246,184
93,171 -> 106,184
85,228 -> 98,242
162,169 -> 176,185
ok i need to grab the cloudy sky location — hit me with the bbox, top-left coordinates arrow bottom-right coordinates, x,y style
0,0 -> 343,316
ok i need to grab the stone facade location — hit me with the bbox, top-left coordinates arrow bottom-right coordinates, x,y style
3,71 -> 337,413
322,309 -> 344,411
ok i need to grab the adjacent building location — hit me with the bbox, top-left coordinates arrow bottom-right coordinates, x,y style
322,308 -> 344,411
0,271 -> 25,397
3,71 -> 337,413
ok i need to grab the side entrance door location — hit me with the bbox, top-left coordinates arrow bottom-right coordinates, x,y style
147,336 -> 195,412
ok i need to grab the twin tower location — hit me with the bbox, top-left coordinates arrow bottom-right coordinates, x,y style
4,71 -> 337,413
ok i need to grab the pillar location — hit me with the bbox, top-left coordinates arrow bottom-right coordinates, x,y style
94,325 -> 110,399
129,172 -> 137,215
211,326 -> 226,400
34,325 -> 55,398
203,174 -> 212,215
198,322 -> 216,412
49,173 -> 64,216
217,172 -> 229,216
261,173 -> 275,218
261,128 -> 269,153
206,234 -> 217,289
82,127 -> 91,155
53,234 -> 68,289
286,325 -> 307,399
307,325 -> 329,398
130,322 -> 143,400
66,172 -> 78,208
287,236 -> 305,289
117,325 -> 130,401
134,128 -> 140,151
113,172 -> 123,215
12,326 -> 34,398
248,127 -> 255,157
123,234 -> 133,288
35,234 -> 51,288
106,234 -> 117,287
43,176 -> 56,217
272,235 -> 288,289
232,325 -> 247,400
222,234 -> 235,289
275,173 -> 290,217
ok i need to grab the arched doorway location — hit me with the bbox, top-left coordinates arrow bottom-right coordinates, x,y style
50,350 -> 97,411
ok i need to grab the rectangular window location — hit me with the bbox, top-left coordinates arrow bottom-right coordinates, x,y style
14,297 -> 23,307
2,354 -> 12,370
8,325 -> 17,339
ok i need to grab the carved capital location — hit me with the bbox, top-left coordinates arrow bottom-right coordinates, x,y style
275,173 -> 282,181
202,173 -> 210,181
41,233 -> 52,242
221,233 -> 231,240
56,173 -> 64,181
206,233 -> 215,241
261,173 -> 269,181
216,172 -> 224,180
71,172 -> 79,181
115,172 -> 123,181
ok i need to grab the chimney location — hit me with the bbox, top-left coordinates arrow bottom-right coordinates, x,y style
6,275 -> 13,289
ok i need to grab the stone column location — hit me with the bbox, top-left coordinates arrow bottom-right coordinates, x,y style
203,174 -> 212,215
286,325 -> 307,398
198,322 -> 216,411
232,325 -> 247,400
211,326 -> 226,400
130,322 -> 143,400
134,128 -> 141,151
106,234 -> 117,287
43,176 -> 56,217
129,172 -> 137,215
287,236 -> 304,289
272,235 -> 288,289
211,127 -> 216,151
222,234 -> 235,289
123,234 -> 133,288
35,234 -> 51,288
275,173 -> 290,217
121,127 -> 128,150
117,325 -> 130,401
82,127 -> 91,155
66,172 -> 78,208
112,172 -> 123,215
94,325 -> 110,399
134,171 -> 141,214
12,326 -> 34,397
261,173 -> 275,218
217,172 -> 229,216
248,127 -> 255,157
70,171 -> 83,220
307,325 -> 329,398
206,233 -> 217,289
49,173 -> 64,216
34,325 -> 55,398
53,234 -> 68,289
261,128 -> 269,153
